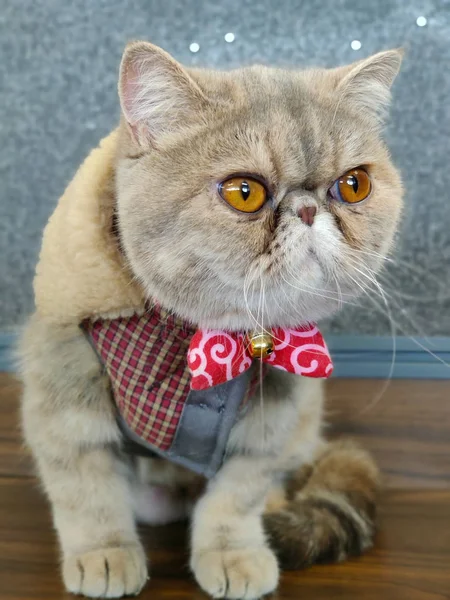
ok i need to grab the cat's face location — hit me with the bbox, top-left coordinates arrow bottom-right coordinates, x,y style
116,42 -> 403,330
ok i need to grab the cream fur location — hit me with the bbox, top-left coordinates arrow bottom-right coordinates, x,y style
34,130 -> 145,325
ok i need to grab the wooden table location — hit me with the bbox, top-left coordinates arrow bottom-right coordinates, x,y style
1,374 -> 449,599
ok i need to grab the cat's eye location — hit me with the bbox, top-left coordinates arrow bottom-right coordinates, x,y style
218,176 -> 268,213
328,168 -> 372,204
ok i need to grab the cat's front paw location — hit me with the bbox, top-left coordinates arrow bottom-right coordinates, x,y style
191,546 -> 279,599
63,544 -> 148,598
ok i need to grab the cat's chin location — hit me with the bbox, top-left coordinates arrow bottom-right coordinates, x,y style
146,286 -> 340,332
195,306 -> 338,332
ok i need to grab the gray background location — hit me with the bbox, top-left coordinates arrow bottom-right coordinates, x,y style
1,0 -> 449,337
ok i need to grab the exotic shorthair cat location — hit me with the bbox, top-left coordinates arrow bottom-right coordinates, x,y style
19,42 -> 403,599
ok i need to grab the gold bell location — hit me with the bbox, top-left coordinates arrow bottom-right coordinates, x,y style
248,332 -> 274,359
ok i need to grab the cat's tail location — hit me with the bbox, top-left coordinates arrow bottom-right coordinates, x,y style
264,439 -> 380,569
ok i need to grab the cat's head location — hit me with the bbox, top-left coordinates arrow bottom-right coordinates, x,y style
115,42 -> 403,330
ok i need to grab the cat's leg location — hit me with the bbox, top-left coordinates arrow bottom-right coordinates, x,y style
190,455 -> 279,600
190,374 -> 323,599
19,316 -> 148,598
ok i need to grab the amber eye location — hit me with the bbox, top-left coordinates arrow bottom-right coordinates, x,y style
329,168 -> 372,204
218,177 -> 268,213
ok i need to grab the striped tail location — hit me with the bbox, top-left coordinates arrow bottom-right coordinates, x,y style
264,440 -> 380,569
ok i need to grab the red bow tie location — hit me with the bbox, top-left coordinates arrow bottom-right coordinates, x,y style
187,324 -> 333,391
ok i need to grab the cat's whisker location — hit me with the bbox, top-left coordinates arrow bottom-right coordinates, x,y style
359,272 -> 450,367
343,268 -> 398,414
280,268 -> 357,306
282,261 -> 355,300
242,267 -> 275,338
270,273 -> 308,323
377,268 -> 450,306
344,266 -> 450,410
353,247 -> 450,300
242,270 -> 257,330
243,270 -> 260,331
259,267 -> 266,450
342,269 -> 397,413
330,266 -> 345,312
346,256 -> 433,339
359,272 -> 449,365
347,261 -> 390,301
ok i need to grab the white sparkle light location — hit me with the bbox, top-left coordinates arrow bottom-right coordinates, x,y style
189,42 -> 200,53
351,40 -> 362,50
416,16 -> 427,27
224,32 -> 235,43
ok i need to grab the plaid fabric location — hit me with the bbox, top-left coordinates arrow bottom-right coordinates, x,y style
83,308 -> 196,451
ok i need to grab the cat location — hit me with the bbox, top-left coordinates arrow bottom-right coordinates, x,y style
18,41 -> 403,599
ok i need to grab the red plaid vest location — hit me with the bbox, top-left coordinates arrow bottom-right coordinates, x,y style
82,307 -> 258,475
83,309 -> 197,451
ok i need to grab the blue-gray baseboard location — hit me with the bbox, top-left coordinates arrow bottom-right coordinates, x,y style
1,332 -> 17,373
1,331 -> 449,379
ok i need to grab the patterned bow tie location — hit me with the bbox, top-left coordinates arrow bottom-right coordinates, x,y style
187,324 -> 333,391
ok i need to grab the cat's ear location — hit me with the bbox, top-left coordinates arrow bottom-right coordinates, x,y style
119,41 -> 208,146
334,49 -> 403,124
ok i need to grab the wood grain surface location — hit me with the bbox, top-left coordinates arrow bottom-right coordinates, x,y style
1,373 -> 449,599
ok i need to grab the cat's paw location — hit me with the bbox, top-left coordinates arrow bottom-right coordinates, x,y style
191,546 -> 279,599
63,545 -> 148,598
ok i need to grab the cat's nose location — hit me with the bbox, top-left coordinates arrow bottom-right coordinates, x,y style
298,205 -> 317,226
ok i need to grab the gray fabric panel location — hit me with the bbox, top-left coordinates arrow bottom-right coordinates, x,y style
1,0 -> 449,335
168,371 -> 252,477
118,371 -> 251,478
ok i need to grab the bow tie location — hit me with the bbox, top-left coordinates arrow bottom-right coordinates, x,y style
187,324 -> 333,391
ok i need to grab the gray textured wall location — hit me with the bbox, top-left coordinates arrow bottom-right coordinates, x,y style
1,0 -> 449,335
